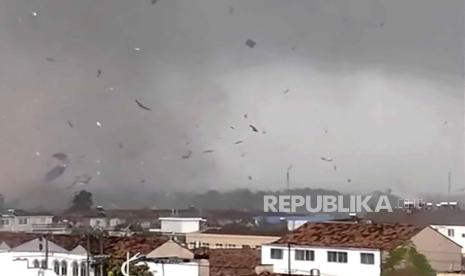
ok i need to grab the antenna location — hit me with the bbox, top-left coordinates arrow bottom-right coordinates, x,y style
448,172 -> 452,196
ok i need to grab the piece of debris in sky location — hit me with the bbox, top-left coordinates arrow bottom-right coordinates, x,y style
32,11 -> 38,17
46,57 -> 55,62
333,166 -> 337,171
228,6 -> 234,15
97,171 -> 101,176
240,153 -> 246,157
118,143 -> 124,149
320,157 -> 333,162
324,128 -> 328,134
347,178 -> 352,183
96,121 -> 102,127
135,99 -> 151,111
286,165 -> 293,189
133,47 -> 141,52
249,124 -> 259,132
245,39 -> 256,48
97,69 -> 102,78
182,150 -> 193,159
248,176 -> 253,180
262,130 -> 267,134
234,140 -> 244,145
67,121 -> 73,128
244,114 -> 248,119
45,165 -> 67,183
444,121 -> 448,125
203,149 -> 214,153
35,151 -> 40,157
151,0 -> 158,4
141,179 -> 146,183
70,174 -> 92,189
52,153 -> 68,162
291,45 -> 297,51
230,126 -> 235,130
283,89 -> 290,94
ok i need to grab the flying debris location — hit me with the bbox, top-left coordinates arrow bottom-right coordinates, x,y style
35,152 -> 41,157
249,124 -> 259,132
141,179 -> 146,183
96,171 -> 101,176
46,57 -> 56,62
291,45 -> 297,51
244,114 -> 248,119
69,174 -> 92,189
182,151 -> 192,159
248,176 -> 253,180
230,126 -> 235,130
240,153 -> 246,157
333,166 -> 337,171
245,39 -> 256,48
97,69 -> 102,78
262,131 -> 267,134
133,47 -> 141,52
234,140 -> 244,145
135,99 -> 151,111
228,6 -> 234,15
67,121 -> 74,128
324,128 -> 328,134
444,121 -> 448,125
203,149 -> 215,154
320,157 -> 333,162
118,143 -> 124,149
52,153 -> 68,162
45,165 -> 67,183
109,87 -> 115,91
151,0 -> 159,4
283,89 -> 290,94
347,179 -> 352,183
96,121 -> 102,127
32,11 -> 38,17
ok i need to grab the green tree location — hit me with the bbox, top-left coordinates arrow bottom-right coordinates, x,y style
382,244 -> 435,276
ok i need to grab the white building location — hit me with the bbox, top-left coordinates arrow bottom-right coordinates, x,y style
0,237 -> 93,276
261,222 -> 462,276
158,218 -> 205,234
0,210 -> 65,233
431,225 -> 465,254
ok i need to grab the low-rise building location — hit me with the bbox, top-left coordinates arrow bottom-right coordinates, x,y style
261,222 -> 462,276
0,210 -> 67,234
186,225 -> 286,249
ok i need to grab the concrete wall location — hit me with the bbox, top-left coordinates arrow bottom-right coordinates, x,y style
147,240 -> 194,259
261,244 -> 381,276
186,232 -> 279,249
0,216 -> 54,232
411,227 -> 462,272
160,218 -> 202,234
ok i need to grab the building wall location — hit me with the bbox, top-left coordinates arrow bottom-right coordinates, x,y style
411,227 -> 462,272
160,219 -> 201,234
0,216 -> 55,232
431,225 -> 465,254
0,251 -> 94,276
261,244 -> 381,276
185,233 -> 279,249
146,240 -> 194,259
145,261 -> 199,276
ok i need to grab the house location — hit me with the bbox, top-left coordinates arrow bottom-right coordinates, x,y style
0,209 -> 67,234
186,224 -> 286,249
366,208 -> 465,255
261,222 -> 462,276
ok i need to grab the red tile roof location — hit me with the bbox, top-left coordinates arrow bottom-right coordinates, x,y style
272,222 -> 423,250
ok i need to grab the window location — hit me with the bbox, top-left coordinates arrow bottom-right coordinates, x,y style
41,259 -> 47,269
215,243 -> 223,248
53,260 -> 60,275
327,251 -> 348,263
33,259 -> 40,268
80,262 -> 87,276
18,218 -> 28,225
360,253 -> 375,264
295,249 -> 314,261
270,248 -> 283,259
448,229 -> 455,237
61,260 -> 68,275
72,261 -> 79,276
462,233 -> 465,238
1,219 -> 10,226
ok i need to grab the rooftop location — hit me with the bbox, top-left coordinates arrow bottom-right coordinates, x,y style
365,209 -> 465,226
272,222 -> 423,251
202,224 -> 287,237
195,248 -> 261,276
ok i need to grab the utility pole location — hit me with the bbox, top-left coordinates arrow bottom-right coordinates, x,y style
44,235 -> 49,269
86,230 -> 91,276
287,243 -> 291,276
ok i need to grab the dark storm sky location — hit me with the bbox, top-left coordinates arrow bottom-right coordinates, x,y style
0,0 -> 463,200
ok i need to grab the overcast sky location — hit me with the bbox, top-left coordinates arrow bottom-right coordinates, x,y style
0,0 -> 463,203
